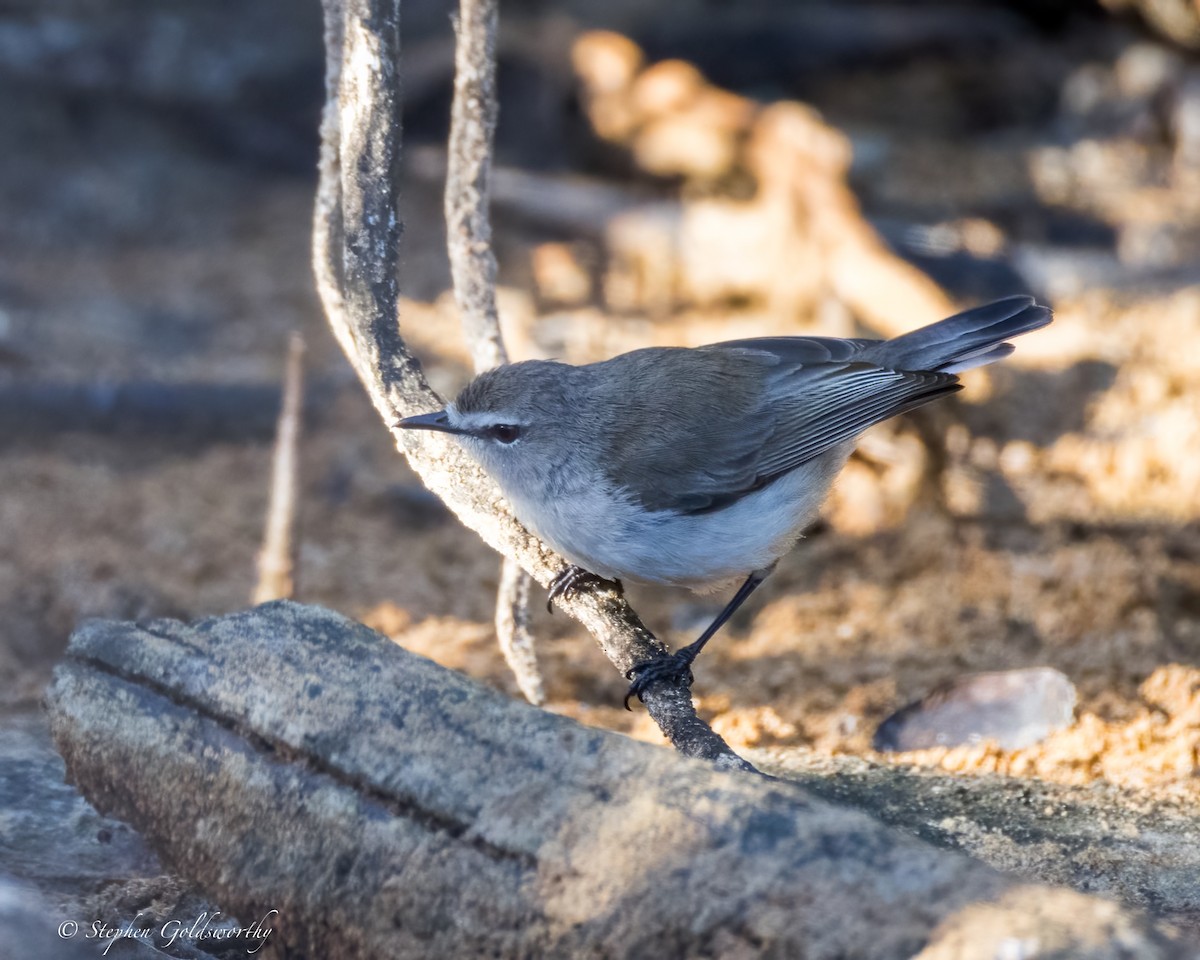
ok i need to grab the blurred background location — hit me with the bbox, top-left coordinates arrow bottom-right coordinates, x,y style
1,0 -> 1199,797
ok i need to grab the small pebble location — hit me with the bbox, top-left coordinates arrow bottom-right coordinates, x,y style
873,667 -> 1077,752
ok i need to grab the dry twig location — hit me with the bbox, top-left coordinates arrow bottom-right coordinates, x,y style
445,0 -> 505,374
494,557 -> 542,704
253,332 -> 306,604
312,0 -> 753,771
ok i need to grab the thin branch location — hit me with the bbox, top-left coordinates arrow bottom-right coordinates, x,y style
446,0 -> 507,373
445,0 -> 542,704
494,558 -> 543,704
313,0 -> 754,772
253,332 -> 306,604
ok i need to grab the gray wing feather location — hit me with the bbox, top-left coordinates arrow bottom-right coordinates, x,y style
747,362 -> 957,483
603,345 -> 957,514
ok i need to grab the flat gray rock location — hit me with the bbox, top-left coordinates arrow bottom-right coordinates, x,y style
0,714 -> 158,894
755,748 -> 1200,930
874,667 -> 1077,751
0,712 -> 246,959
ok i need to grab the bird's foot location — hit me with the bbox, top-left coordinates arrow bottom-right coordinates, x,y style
623,649 -> 697,710
546,565 -> 622,613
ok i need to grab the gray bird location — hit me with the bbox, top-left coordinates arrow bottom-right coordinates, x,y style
398,295 -> 1051,707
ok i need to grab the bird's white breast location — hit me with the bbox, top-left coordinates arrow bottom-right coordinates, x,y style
505,443 -> 853,590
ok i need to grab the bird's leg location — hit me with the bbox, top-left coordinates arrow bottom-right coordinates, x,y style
624,565 -> 774,710
546,564 -> 623,613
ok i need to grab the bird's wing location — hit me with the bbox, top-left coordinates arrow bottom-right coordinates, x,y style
598,343 -> 957,515
747,360 -> 957,482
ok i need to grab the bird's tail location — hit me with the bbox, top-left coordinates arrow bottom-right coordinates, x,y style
869,295 -> 1052,375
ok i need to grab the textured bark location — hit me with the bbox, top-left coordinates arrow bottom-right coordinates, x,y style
45,604 -> 1191,959
445,0 -> 505,374
494,554 -> 543,704
444,0 -> 542,705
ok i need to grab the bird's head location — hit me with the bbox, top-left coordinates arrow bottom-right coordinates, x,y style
396,360 -> 584,496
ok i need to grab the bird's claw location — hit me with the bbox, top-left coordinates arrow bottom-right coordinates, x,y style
546,565 -> 592,612
623,651 -> 696,710
546,565 -> 622,613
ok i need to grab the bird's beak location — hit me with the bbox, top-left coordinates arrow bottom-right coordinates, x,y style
393,410 -> 469,435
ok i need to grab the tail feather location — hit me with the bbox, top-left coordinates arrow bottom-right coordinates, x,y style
938,342 -> 1014,374
867,295 -> 1052,374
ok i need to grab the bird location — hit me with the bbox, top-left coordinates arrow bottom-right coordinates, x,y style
397,295 -> 1052,707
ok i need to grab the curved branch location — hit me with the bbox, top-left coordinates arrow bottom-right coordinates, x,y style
313,0 -> 754,772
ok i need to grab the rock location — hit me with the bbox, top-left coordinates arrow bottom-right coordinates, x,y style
0,713 -> 240,959
570,31 -> 958,328
0,874 -> 94,960
571,30 -> 643,97
0,714 -> 159,896
755,748 -> 1200,932
874,667 -> 1078,752
45,602 -> 1191,959
632,111 -> 742,180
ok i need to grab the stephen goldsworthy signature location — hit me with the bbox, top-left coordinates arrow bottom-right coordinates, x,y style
57,909 -> 278,956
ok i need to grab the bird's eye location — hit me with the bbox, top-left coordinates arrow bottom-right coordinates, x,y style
490,424 -> 521,444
